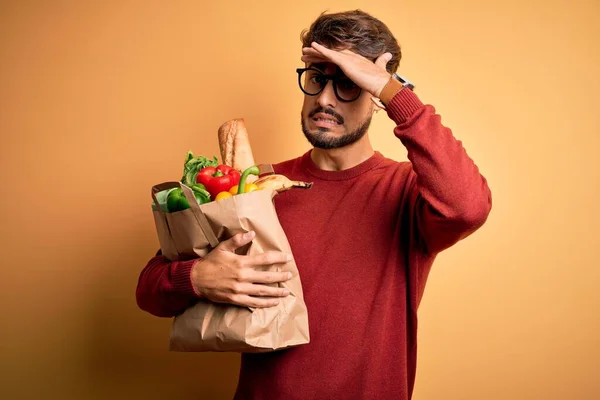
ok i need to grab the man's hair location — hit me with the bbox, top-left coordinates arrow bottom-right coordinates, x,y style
300,10 -> 401,74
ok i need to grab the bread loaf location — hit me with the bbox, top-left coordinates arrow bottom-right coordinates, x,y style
218,118 -> 256,173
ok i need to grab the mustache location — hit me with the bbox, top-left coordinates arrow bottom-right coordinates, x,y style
308,107 -> 344,124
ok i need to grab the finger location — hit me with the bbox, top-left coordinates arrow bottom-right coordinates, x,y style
303,47 -> 327,61
236,282 -> 291,297
243,269 -> 294,284
301,55 -> 329,64
375,52 -> 392,69
246,251 -> 293,267
302,47 -> 321,56
218,231 -> 255,253
232,294 -> 280,309
311,42 -> 338,62
301,52 -> 327,60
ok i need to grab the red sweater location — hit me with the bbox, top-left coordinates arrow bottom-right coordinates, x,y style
136,88 -> 492,399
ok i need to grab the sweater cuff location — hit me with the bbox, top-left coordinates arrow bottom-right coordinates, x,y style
172,259 -> 202,298
385,88 -> 424,125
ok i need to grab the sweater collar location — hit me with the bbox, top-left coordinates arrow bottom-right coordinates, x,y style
300,149 -> 384,181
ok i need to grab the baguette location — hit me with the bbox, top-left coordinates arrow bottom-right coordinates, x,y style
218,118 -> 256,173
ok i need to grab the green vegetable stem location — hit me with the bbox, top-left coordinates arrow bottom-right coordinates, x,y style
237,166 -> 260,194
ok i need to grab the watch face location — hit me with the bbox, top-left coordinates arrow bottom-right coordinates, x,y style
393,73 -> 415,90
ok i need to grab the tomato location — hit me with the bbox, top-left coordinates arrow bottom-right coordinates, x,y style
229,183 -> 261,195
215,191 -> 233,201
244,183 -> 260,193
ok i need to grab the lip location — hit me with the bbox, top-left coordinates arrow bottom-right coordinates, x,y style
312,112 -> 341,127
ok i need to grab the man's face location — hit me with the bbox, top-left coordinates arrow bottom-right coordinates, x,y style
300,62 -> 375,150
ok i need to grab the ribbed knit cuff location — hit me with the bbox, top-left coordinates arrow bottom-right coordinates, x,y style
172,259 -> 203,298
385,88 -> 424,125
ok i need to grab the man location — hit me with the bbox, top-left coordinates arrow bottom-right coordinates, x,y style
136,9 -> 492,400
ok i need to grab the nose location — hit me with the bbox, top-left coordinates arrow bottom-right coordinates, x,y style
316,80 -> 337,108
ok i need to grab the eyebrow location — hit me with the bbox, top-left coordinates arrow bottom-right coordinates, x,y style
311,62 -> 327,71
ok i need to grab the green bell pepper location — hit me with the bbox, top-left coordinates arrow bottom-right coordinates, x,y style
167,184 -> 211,212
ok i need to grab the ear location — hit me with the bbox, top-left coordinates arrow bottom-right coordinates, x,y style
370,97 -> 386,114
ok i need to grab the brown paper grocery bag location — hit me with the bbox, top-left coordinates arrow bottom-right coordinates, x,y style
150,177 -> 310,353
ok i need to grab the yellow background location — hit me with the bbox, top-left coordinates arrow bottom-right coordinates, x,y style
1,1 -> 598,399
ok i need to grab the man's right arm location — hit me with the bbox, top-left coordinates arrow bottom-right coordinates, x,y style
135,252 -> 202,318
135,231 -> 294,318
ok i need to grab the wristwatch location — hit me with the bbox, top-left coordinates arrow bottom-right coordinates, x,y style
378,73 -> 415,106
393,73 -> 415,91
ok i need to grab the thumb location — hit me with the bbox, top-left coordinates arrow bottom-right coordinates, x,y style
218,231 -> 255,253
375,52 -> 392,69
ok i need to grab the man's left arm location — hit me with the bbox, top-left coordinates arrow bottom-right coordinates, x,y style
303,42 -> 492,253
382,84 -> 493,254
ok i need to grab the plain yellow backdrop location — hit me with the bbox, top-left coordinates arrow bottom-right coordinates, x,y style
1,1 -> 598,399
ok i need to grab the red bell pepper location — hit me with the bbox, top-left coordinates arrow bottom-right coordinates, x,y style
196,165 -> 241,198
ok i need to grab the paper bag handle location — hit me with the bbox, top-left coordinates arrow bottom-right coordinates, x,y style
257,164 -> 275,177
151,182 -> 220,249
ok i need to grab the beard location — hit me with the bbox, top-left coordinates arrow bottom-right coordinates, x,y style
301,107 -> 372,150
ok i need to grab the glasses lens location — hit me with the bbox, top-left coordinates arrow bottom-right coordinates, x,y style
298,69 -> 362,101
335,77 -> 361,101
301,69 -> 326,95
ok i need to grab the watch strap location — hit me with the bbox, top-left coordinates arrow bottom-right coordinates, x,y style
379,76 -> 405,106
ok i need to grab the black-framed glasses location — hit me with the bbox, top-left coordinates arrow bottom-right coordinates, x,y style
296,67 -> 362,102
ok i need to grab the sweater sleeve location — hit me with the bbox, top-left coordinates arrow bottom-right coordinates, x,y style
135,251 -> 202,318
386,88 -> 492,254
